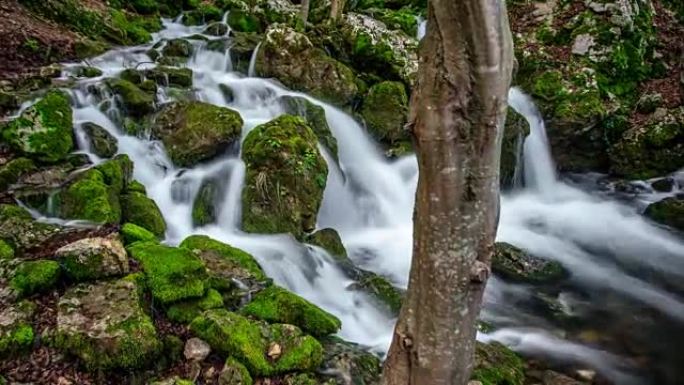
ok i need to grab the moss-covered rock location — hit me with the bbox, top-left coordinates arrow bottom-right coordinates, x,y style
471,341 -> 525,385
0,301 -> 35,357
348,271 -> 404,314
493,242 -> 567,284
224,32 -> 262,74
318,336 -> 382,385
2,90 -> 74,162
82,122 -> 118,158
500,108 -> 529,189
107,78 -> 155,117
361,81 -> 410,155
364,7 -> 419,36
183,4 -> 222,26
189,309 -> 323,376
609,107 -> 684,180
228,10 -> 263,33
306,228 -> 347,257
121,191 -> 167,237
51,278 -> 162,370
644,196 -> 684,232
121,222 -> 159,244
77,66 -> 103,78
241,285 -> 341,337
10,259 -> 60,297
0,157 -> 36,191
166,288 -> 225,324
241,115 -> 327,238
219,357 -> 253,385
145,66 -> 194,88
204,22 -> 229,36
180,235 -> 267,291
127,242 -> 208,304
278,95 -> 338,161
192,177 -> 222,227
152,101 -> 243,167
255,25 -> 358,106
162,38 -> 193,58
0,240 -> 14,260
55,235 -> 129,281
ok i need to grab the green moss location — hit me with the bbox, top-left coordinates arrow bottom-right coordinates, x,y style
532,70 -> 564,101
145,66 -> 193,88
241,115 -> 327,238
189,309 -> 323,376
227,10 -> 262,33
166,288 -> 224,324
0,323 -> 34,357
493,242 -> 567,284
361,81 -> 409,151
192,178 -> 220,227
279,96 -> 338,162
127,242 -> 208,304
180,235 -> 267,283
152,101 -> 243,167
2,90 -> 74,162
55,169 -> 121,223
128,180 -> 147,194
306,228 -> 347,258
220,357 -> 253,385
471,342 -> 525,385
183,4 -> 222,25
121,222 -> 158,245
367,7 -> 418,36
352,273 -> 404,314
242,285 -> 341,337
0,158 -> 35,190
121,191 -> 167,237
10,259 -> 60,297
0,240 -> 14,260
107,78 -> 155,117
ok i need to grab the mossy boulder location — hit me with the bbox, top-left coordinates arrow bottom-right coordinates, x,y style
228,10 -> 263,33
241,285 -> 341,337
121,190 -> 167,237
121,222 -> 158,244
180,235 -> 268,291
166,288 -> 225,324
0,301 -> 35,357
10,259 -> 60,297
219,357 -> 253,385
493,242 -> 567,284
500,108 -> 529,189
0,204 -> 60,251
225,32 -> 262,74
306,228 -> 347,258
644,196 -> 684,232
189,309 -> 324,376
241,115 -> 327,238
318,336 -> 382,385
162,38 -> 193,58
192,177 -> 222,227
204,22 -> 229,36
152,101 -> 243,167
2,90 -> 74,162
471,341 -> 525,385
0,157 -> 36,190
348,271 -> 404,314
107,78 -> 155,117
364,7 -> 419,36
82,122 -> 118,158
609,107 -> 684,180
127,242 -> 208,304
55,235 -> 129,282
51,278 -> 162,370
278,95 -> 338,161
361,81 -> 410,155
145,66 -> 194,88
255,25 -> 358,106
183,4 -> 222,26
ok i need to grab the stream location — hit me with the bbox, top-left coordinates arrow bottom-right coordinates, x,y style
27,16 -> 684,384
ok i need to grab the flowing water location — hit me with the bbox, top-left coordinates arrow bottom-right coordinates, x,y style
23,17 -> 684,384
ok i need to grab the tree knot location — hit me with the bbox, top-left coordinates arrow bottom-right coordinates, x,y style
469,260 -> 490,283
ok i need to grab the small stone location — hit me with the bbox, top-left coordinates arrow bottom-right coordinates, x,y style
267,342 -> 281,359
651,177 -> 674,192
571,34 -> 595,55
184,337 -> 211,361
575,369 -> 596,381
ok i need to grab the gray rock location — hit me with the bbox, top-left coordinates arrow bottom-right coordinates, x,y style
184,337 -> 211,362
55,235 -> 129,281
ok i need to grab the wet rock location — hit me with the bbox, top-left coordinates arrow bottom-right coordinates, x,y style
219,357 -> 253,385
192,177 -> 222,227
184,337 -> 211,362
347,270 -> 405,314
10,259 -> 60,297
52,278 -> 161,370
166,288 -> 224,324
644,196 -> 684,232
55,235 -> 129,281
120,222 -> 158,245
0,301 -> 35,357
493,242 -> 567,284
306,228 -> 347,257
145,66 -> 193,88
189,309 -> 323,376
227,32 -> 262,74
650,177 -> 674,192
76,66 -> 103,78
318,336 -> 382,385
162,38 -> 192,58
255,25 -> 358,106
279,95 -> 338,162
152,101 -> 243,167
241,285 -> 341,337
0,157 -> 36,190
204,22 -> 229,36
127,242 -> 208,304
471,341 -> 525,385
120,189 -> 167,237
241,115 -> 328,238
542,370 -> 585,385
82,122 -> 118,158
361,81 -> 410,156
107,78 -> 155,117
2,90 -> 74,162
500,108 -> 530,189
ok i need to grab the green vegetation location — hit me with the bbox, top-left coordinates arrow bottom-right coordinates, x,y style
10,260 -> 60,297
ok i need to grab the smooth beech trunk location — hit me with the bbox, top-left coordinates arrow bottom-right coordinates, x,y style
381,0 -> 514,384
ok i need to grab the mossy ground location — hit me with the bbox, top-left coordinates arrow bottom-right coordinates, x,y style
10,259 -> 60,297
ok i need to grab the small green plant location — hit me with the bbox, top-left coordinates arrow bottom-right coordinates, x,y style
22,38 -> 40,52
266,138 -> 281,149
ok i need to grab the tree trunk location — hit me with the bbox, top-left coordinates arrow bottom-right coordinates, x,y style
329,0 -> 345,22
300,0 -> 310,24
381,0 -> 514,384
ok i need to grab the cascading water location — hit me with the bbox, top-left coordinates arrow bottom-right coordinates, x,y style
32,17 -> 684,384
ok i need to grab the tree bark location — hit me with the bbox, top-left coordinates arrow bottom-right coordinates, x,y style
381,0 -> 514,384
300,0 -> 310,24
329,0 -> 345,22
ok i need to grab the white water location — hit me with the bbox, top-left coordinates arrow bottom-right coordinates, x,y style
40,18 -> 684,384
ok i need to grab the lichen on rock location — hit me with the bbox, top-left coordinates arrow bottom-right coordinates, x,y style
55,235 -> 129,282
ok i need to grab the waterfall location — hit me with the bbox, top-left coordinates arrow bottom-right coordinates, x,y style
248,42 -> 261,77
40,17 -> 684,384
416,17 -> 426,40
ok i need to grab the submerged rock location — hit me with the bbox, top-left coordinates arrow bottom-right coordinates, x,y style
241,285 -> 341,337
55,235 -> 129,281
241,115 -> 328,238
644,196 -> 684,232
255,25 -> 358,106
52,278 -> 161,370
2,90 -> 74,162
152,101 -> 243,167
493,242 -> 567,284
189,309 -> 323,376
82,122 -> 118,158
